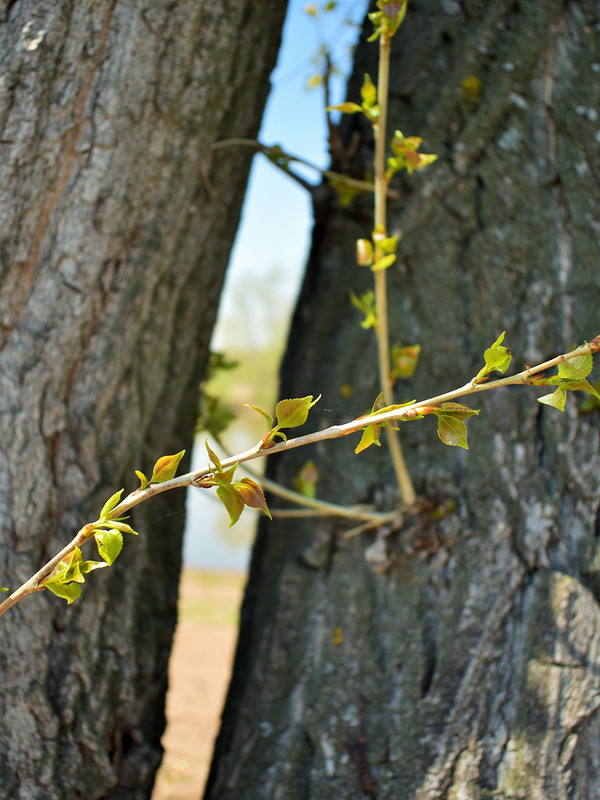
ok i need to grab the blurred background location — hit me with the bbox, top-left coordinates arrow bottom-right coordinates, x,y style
183,0 -> 369,572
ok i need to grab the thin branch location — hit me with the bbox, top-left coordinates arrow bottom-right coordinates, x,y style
1,336 -> 598,618
209,138 -> 398,198
372,33 -> 417,506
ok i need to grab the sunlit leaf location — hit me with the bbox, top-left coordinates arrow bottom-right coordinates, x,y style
150,449 -> 185,484
538,387 -> 567,411
43,548 -> 88,604
326,102 -> 363,115
217,484 -> 245,527
276,395 -> 320,429
80,559 -> 108,574
368,0 -> 408,41
218,463 -> 238,485
371,253 -> 396,272
379,234 -> 399,254
235,478 -> 272,519
476,331 -> 512,380
557,353 -> 593,380
386,130 -> 438,177
360,73 -> 377,109
44,578 -> 82,604
135,470 -> 149,491
551,378 -> 600,397
244,403 -> 274,430
106,520 -> 139,536
355,422 -> 382,454
432,402 -> 479,420
100,489 -> 124,520
95,528 -> 123,566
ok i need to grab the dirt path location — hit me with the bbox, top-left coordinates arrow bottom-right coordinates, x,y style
152,569 -> 245,800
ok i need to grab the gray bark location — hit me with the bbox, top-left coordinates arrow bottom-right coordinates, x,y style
0,1 -> 286,798
207,1 -> 600,798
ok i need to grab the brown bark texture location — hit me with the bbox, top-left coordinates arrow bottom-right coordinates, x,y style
206,1 -> 600,798
0,1 -> 286,798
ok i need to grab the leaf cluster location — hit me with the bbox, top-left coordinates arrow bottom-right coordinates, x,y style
43,493 -> 139,604
43,451 -> 186,604
531,352 -> 600,411
195,442 -> 271,527
247,395 -> 321,447
386,130 -> 438,178
354,394 -> 479,453
368,0 -> 408,42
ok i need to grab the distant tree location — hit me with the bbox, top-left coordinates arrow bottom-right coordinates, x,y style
206,1 -> 600,798
0,1 -> 286,797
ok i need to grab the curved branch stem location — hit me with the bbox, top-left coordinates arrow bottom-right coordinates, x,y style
1,336 -> 598,618
373,34 -> 417,506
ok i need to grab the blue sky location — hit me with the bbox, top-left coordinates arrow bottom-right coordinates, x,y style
212,0 -> 369,351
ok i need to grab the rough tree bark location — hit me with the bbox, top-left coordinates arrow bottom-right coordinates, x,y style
0,1 -> 286,798
207,1 -> 600,798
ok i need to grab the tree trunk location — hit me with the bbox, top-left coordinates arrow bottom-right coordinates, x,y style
206,1 -> 600,798
0,1 -> 286,798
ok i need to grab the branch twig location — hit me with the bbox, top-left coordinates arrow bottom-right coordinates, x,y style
2,336 -> 597,618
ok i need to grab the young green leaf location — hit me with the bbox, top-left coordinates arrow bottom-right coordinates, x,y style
557,353 -> 593,380
386,130 -> 438,177
275,395 -> 320,429
43,548 -> 88,604
432,402 -> 480,421
538,387 -> 567,411
44,578 -> 82,604
95,528 -> 123,566
355,422 -> 383,454
326,101 -> 364,115
437,416 -> 469,449
135,470 -> 149,491
217,484 -> 245,527
368,0 -> 408,41
205,440 -> 223,471
355,393 -> 388,453
476,331 -> 512,381
553,378 -> 600,395
371,253 -> 396,272
100,489 -> 124,520
80,559 -> 108,574
106,520 -> 139,536
150,450 -> 185,484
244,403 -> 274,430
234,477 -> 272,519
218,463 -> 238,485
360,73 -> 377,109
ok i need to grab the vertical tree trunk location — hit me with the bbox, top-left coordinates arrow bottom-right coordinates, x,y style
0,1 -> 286,798
207,1 -> 600,797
